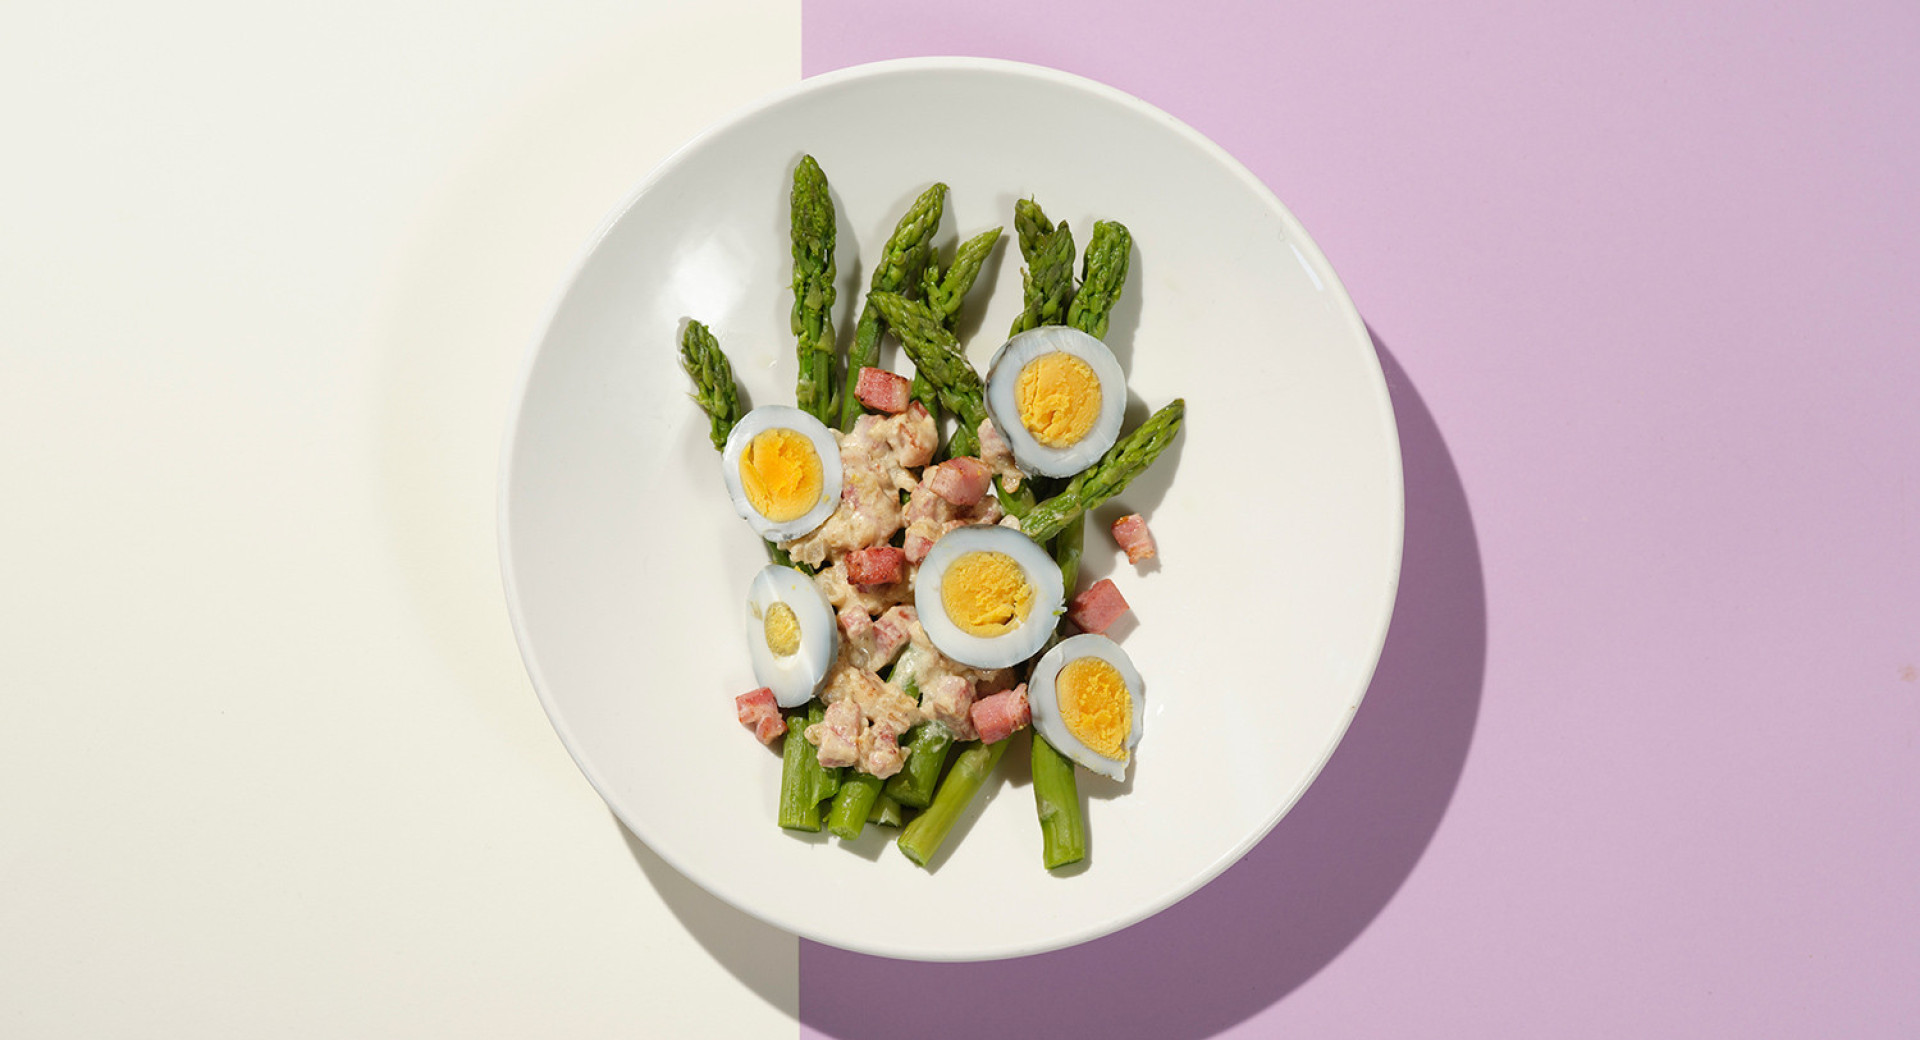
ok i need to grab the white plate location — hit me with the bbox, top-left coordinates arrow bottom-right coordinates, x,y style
499,58 -> 1402,961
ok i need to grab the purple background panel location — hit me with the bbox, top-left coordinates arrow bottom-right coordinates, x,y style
800,2 -> 1920,1037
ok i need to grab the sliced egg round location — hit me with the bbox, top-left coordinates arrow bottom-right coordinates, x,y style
745,565 -> 838,708
721,405 -> 842,542
1028,634 -> 1144,781
983,326 -> 1127,478
913,525 -> 1064,669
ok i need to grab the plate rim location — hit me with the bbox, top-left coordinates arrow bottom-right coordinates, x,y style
496,55 -> 1405,961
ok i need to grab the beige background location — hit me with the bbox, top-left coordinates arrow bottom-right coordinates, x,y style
1,1 -> 800,1035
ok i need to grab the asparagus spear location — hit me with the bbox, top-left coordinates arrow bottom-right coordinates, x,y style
776,708 -> 823,832
1021,398 -> 1186,543
1010,201 -> 1076,336
897,738 -> 1009,868
1066,220 -> 1132,341
923,226 -> 1003,330
790,155 -> 838,425
839,184 -> 947,431
678,320 -> 741,450
868,291 -> 986,435
867,792 -> 905,828
1032,734 -> 1087,869
827,771 -> 885,840
882,720 -> 955,810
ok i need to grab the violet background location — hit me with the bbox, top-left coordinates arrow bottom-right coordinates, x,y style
797,2 -> 1920,1036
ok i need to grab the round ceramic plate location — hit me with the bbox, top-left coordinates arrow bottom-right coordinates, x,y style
499,58 -> 1402,961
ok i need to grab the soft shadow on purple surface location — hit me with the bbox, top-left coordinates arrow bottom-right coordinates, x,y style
799,333 -> 1486,1039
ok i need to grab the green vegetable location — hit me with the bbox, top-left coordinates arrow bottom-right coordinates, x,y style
1021,398 -> 1185,543
1066,220 -> 1132,340
827,771 -> 885,840
840,183 -> 946,431
923,227 -> 1003,330
868,291 -> 987,437
678,320 -> 741,451
883,720 -> 955,810
868,792 -> 905,827
790,155 -> 838,424
776,708 -> 822,832
1010,199 -> 1076,335
897,739 -> 1009,868
1031,734 -> 1087,869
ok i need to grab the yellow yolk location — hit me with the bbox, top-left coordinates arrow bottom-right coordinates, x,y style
1014,353 -> 1101,448
941,551 -> 1034,637
739,428 -> 822,522
763,602 -> 801,657
1057,657 -> 1131,760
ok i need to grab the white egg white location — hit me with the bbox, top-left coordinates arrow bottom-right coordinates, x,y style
1028,634 -> 1145,781
913,525 -> 1064,669
720,405 -> 843,542
983,326 -> 1128,478
745,565 -> 838,708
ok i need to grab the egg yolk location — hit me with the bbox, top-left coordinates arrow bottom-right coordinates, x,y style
941,551 -> 1034,637
739,428 -> 822,523
1015,352 -> 1101,448
1057,657 -> 1131,760
763,602 -> 801,657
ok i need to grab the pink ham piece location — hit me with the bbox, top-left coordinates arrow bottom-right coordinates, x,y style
854,367 -> 912,414
971,683 -> 1031,744
1067,578 -> 1130,635
869,605 -> 917,670
923,457 -> 992,507
735,687 -> 785,745
845,546 -> 906,586
1111,513 -> 1157,564
903,532 -> 935,565
806,699 -> 863,768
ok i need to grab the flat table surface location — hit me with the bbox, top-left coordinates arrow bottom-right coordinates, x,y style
6,3 -> 1917,1039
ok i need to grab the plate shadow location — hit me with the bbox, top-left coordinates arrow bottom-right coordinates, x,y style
794,329 -> 1487,1038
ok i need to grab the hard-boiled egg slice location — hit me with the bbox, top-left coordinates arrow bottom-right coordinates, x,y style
721,405 -> 842,542
745,565 -> 838,708
1028,634 -> 1144,781
983,326 -> 1127,478
914,525 -> 1064,669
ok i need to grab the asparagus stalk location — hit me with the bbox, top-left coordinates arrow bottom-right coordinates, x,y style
897,739 -> 1009,868
1031,734 -> 1087,869
882,720 -> 955,810
1066,220 -> 1132,341
868,792 -> 905,827
827,771 -> 885,840
1021,399 -> 1185,543
1010,201 -> 1076,336
790,155 -> 838,425
923,226 -> 1003,330
868,291 -> 987,436
678,320 -> 741,450
840,183 -> 947,431
776,708 -> 822,832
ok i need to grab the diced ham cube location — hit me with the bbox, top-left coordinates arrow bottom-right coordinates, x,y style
855,367 -> 912,414
922,674 -> 978,741
845,546 -> 906,586
971,684 -> 1031,744
1067,578 -> 1130,635
924,457 -> 992,507
903,532 -> 935,565
858,727 -> 907,779
1111,513 -> 1157,564
806,699 -> 863,768
837,603 -> 873,643
869,606 -> 916,670
735,688 -> 784,746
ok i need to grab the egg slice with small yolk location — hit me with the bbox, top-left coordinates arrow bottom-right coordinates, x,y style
721,405 -> 842,542
1029,634 -> 1145,781
914,526 -> 1064,669
745,566 -> 836,708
